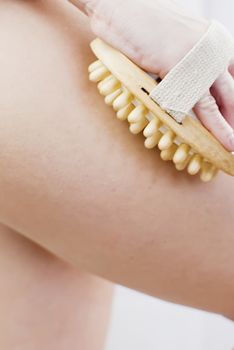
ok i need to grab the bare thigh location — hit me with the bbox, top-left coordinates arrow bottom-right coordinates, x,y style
0,0 -> 233,319
0,224 -> 113,350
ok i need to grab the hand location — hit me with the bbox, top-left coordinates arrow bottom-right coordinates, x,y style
69,0 -> 234,151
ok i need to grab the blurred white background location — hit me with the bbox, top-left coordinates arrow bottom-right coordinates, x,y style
106,287 -> 234,349
106,1 -> 234,349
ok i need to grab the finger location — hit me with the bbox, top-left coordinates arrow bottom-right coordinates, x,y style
68,0 -> 95,15
68,0 -> 86,13
210,70 -> 234,128
194,92 -> 234,152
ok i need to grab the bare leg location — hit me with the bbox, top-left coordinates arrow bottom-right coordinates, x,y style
0,0 -> 233,319
0,224 -> 113,349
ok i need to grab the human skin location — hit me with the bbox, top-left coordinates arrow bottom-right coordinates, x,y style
0,6 -> 113,349
0,0 -> 234,326
0,223 -> 113,349
69,0 -> 234,151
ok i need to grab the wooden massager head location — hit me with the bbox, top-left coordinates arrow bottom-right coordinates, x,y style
88,38 -> 234,182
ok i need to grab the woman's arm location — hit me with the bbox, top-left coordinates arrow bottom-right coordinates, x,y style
0,0 -> 233,318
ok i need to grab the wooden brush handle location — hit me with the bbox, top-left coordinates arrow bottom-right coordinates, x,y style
90,38 -> 234,177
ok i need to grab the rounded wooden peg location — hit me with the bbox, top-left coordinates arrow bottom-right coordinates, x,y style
144,131 -> 162,149
129,120 -> 148,134
104,89 -> 122,106
98,76 -> 121,96
143,117 -> 161,138
89,66 -> 110,82
160,144 -> 177,161
187,154 -> 202,175
113,91 -> 133,111
117,104 -> 135,121
128,105 -> 147,123
200,162 -> 217,182
158,130 -> 175,151
88,60 -> 103,73
175,159 -> 189,171
173,144 -> 190,164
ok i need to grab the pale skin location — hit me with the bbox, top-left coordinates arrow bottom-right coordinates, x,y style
0,0 -> 234,349
0,224 -> 113,349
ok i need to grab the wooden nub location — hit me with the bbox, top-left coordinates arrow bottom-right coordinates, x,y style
90,38 -> 234,177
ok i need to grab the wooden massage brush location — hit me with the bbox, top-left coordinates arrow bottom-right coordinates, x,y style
88,38 -> 234,182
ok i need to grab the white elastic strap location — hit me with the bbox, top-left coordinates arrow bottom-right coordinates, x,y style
149,20 -> 234,123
